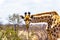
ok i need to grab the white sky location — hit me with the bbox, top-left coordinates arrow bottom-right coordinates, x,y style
0,0 -> 60,24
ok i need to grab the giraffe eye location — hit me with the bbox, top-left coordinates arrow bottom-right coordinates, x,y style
52,19 -> 53,21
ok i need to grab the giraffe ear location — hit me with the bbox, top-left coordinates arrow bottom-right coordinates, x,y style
31,15 -> 33,18
20,16 -> 24,19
